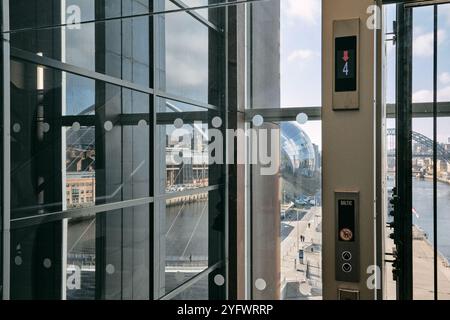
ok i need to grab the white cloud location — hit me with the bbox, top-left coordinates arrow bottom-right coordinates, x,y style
288,49 -> 317,62
413,86 -> 450,102
439,86 -> 450,101
442,5 -> 450,26
439,72 -> 450,85
283,0 -> 321,24
412,90 -> 433,102
413,30 -> 446,57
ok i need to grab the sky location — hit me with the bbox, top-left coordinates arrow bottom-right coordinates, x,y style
281,0 -> 322,108
63,0 -> 450,148
280,1 -> 450,148
384,3 -> 450,144
280,0 -> 322,148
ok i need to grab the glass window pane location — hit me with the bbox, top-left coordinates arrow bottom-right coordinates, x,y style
65,214 -> 96,300
5,0 -> 227,301
156,98 -> 222,194
385,116 -> 397,300
161,186 -> 225,298
11,15 -> 150,88
10,204 -> 151,300
437,3 -> 450,300
163,1 -> 210,104
11,60 -> 150,220
280,120 -> 322,300
411,5 -> 435,300
249,117 -> 322,300
9,0 -> 129,30
65,126 -> 96,209
280,0 -> 322,108
164,194 -> 209,293
170,276 -> 209,300
411,118 -> 435,300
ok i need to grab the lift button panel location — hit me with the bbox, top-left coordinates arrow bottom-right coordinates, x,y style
335,192 -> 359,282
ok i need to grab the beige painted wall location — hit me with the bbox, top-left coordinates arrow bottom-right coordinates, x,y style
322,0 -> 378,300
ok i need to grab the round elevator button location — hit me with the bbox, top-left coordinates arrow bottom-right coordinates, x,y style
342,263 -> 352,273
339,228 -> 354,241
342,251 -> 352,261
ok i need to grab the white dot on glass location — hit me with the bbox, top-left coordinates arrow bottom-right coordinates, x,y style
72,122 -> 81,132
212,116 -> 222,128
106,264 -> 115,274
255,278 -> 267,291
14,256 -> 22,266
43,122 -> 50,133
296,113 -> 308,125
174,118 -> 184,129
214,274 -> 225,286
252,115 -> 264,127
13,123 -> 21,133
138,119 -> 147,128
104,121 -> 113,131
43,258 -> 52,269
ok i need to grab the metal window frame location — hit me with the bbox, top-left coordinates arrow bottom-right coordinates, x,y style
169,0 -> 222,32
1,0 -> 10,301
1,0 -> 228,300
395,2 -> 413,300
244,107 -> 322,122
432,4 -> 439,300
2,0 -> 267,35
243,107 -> 322,301
386,102 -> 450,118
383,0 -> 450,6
159,261 -> 223,300
394,1 -> 448,301
10,48 -> 220,112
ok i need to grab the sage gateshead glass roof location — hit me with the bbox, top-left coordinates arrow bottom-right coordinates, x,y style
280,122 -> 317,177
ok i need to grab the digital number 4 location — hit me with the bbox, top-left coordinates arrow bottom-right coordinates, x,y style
343,62 -> 349,76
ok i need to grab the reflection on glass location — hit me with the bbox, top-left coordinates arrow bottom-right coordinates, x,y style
158,99 -> 211,193
65,126 -> 96,209
170,276 -> 209,300
9,0 -> 150,30
11,12 -> 150,88
165,122 -> 209,193
63,204 -> 151,300
65,214 -> 96,300
7,0 -> 226,300
164,0 -> 209,104
63,0 -> 95,70
65,74 -> 95,115
279,121 -> 322,300
11,58 -> 150,219
165,194 -> 209,293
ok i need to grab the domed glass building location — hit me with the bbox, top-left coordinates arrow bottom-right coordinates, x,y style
280,122 -> 317,178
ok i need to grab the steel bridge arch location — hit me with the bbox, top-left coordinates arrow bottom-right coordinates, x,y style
386,128 -> 450,163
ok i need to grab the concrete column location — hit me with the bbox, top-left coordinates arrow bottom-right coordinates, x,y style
250,0 -> 281,300
322,0 -> 381,300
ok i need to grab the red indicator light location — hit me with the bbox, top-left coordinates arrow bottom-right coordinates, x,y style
343,50 -> 350,62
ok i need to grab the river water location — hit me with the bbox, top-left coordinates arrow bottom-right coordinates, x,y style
412,178 -> 450,261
